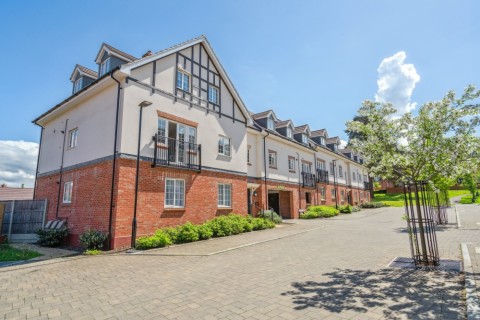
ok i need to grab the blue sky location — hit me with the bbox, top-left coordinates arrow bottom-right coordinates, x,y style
0,0 -> 479,186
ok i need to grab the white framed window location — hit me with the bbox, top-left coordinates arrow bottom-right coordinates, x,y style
165,179 -> 185,208
302,162 -> 311,173
333,144 -> 338,151
73,77 -> 83,93
247,145 -> 251,164
316,160 -> 326,171
288,156 -> 295,172
341,190 -> 345,201
319,137 -> 325,145
68,128 -> 78,149
320,187 -> 326,200
358,173 -> 362,182
267,116 -> 275,131
331,189 -> 336,199
218,183 -> 232,207
176,70 -> 190,92
268,151 -> 277,168
352,172 -> 356,181
302,134 -> 308,144
329,162 -> 335,176
208,86 -> 219,104
286,127 -> 293,138
99,58 -> 111,76
338,165 -> 343,178
63,181 -> 73,203
218,136 -> 231,156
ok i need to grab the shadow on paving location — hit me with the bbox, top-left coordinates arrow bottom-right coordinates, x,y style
282,268 -> 465,319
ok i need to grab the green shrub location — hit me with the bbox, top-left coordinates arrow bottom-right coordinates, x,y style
84,249 -> 102,255
176,222 -> 199,243
257,210 -> 283,224
79,230 -> 108,250
251,218 -> 275,230
339,205 -> 353,214
299,211 -> 320,219
197,224 -> 214,240
351,206 -> 361,212
162,227 -> 180,243
136,232 -> 171,250
360,201 -> 389,208
36,227 -> 69,247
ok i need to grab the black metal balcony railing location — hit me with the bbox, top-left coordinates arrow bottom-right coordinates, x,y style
364,181 -> 370,190
316,169 -> 329,183
152,134 -> 201,171
302,172 -> 316,188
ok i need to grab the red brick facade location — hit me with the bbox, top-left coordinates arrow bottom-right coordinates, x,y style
248,178 -> 370,219
35,158 -> 247,249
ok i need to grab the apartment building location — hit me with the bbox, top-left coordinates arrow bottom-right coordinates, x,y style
33,36 -> 370,249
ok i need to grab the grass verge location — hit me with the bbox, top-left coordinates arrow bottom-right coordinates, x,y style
0,244 -> 41,262
373,189 -> 470,207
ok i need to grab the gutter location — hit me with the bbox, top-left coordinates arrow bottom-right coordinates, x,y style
56,119 -> 69,218
107,71 -> 122,250
32,67 -> 121,125
263,131 -> 270,211
32,125 -> 44,199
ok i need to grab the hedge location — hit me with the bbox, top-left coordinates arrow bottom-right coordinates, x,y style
135,214 -> 275,250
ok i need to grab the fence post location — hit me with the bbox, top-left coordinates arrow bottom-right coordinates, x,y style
7,200 -> 15,241
41,200 -> 47,229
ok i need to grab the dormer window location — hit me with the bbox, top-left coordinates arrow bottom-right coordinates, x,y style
267,116 -> 275,131
319,137 -> 325,145
302,134 -> 308,144
99,58 -> 111,76
286,127 -> 293,138
73,78 -> 83,94
333,144 -> 338,151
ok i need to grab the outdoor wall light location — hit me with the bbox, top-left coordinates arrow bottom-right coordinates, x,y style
253,191 -> 257,197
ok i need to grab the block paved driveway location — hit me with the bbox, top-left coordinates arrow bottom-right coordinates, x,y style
1,206 -> 478,320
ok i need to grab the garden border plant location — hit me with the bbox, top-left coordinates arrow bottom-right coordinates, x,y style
135,214 -> 276,250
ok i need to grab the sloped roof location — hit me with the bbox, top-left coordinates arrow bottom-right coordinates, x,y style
0,187 -> 34,201
95,43 -> 137,64
275,120 -> 293,128
326,136 -> 340,144
252,110 -> 276,120
310,129 -> 327,137
294,124 -> 310,134
69,64 -> 98,82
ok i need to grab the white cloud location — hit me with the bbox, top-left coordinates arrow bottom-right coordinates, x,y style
0,140 -> 38,188
339,139 -> 348,149
375,51 -> 420,114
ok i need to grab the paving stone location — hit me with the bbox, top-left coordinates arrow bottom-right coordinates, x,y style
0,207 -> 473,319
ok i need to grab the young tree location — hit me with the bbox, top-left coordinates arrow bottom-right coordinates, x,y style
346,85 -> 480,187
347,85 -> 480,265
462,173 -> 478,203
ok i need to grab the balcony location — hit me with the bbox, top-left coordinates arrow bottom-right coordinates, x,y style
364,181 -> 370,190
151,134 -> 201,171
316,169 -> 329,183
302,172 -> 316,188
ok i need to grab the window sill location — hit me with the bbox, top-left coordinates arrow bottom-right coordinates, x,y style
217,207 -> 232,210
163,207 -> 186,211
269,166 -> 277,170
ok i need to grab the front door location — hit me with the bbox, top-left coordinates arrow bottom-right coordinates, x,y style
268,192 -> 280,214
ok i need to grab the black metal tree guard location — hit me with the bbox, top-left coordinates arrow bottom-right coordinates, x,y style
404,181 -> 440,268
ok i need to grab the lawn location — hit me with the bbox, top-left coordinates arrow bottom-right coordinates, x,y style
459,194 -> 480,204
0,244 -> 41,262
373,190 -> 470,207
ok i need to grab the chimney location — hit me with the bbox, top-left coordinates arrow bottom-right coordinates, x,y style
0,183 -> 6,188
142,50 -> 153,58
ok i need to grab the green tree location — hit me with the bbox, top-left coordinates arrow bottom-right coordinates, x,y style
462,173 -> 478,203
346,85 -> 480,188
